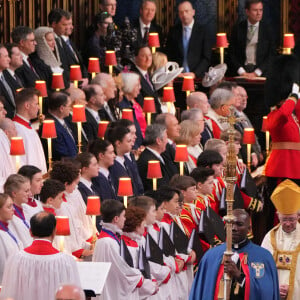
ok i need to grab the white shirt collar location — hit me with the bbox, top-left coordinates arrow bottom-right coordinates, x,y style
183,19 -> 194,30
49,113 -> 65,126
135,65 -> 148,77
6,68 -> 15,77
99,167 -> 109,178
61,35 -> 68,41
146,146 -> 165,164
115,155 -> 125,167
86,106 -> 100,122
79,177 -> 93,190
247,20 -> 260,28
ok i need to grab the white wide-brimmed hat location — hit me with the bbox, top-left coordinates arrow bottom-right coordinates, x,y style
202,63 -> 227,87
151,62 -> 184,91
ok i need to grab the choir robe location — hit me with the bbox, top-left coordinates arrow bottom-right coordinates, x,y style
0,223 -> 23,282
9,213 -> 32,248
123,231 -> 172,300
56,193 -> 92,258
1,239 -> 81,300
262,223 -> 300,300
121,232 -> 158,299
161,213 -> 192,300
189,240 -> 280,300
0,130 -> 16,192
92,223 -> 146,300
146,222 -> 179,300
22,198 -> 43,222
13,115 -> 47,174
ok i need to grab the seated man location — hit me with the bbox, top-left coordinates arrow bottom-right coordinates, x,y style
228,0 -> 275,78
165,0 -> 211,78
55,284 -> 85,300
190,209 -> 280,299
1,211 -> 81,300
262,180 -> 300,300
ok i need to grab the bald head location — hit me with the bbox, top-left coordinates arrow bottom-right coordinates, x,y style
55,284 -> 85,300
0,118 -> 17,139
66,87 -> 87,106
186,92 -> 210,114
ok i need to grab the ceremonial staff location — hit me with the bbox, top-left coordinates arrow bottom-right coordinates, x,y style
223,107 -> 238,299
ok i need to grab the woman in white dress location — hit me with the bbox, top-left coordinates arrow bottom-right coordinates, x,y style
0,193 -> 23,282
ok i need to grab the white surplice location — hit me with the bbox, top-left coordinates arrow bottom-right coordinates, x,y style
14,119 -> 47,174
0,229 -> 23,282
262,223 -> 300,300
22,200 -> 43,222
9,215 -> 33,248
92,223 -> 144,300
1,240 -> 81,300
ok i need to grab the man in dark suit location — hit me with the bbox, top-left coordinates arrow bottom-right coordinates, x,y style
82,84 -> 106,141
132,0 -> 163,48
45,91 -> 78,161
48,8 -> 72,88
0,45 -> 17,119
137,124 -> 177,192
165,0 -> 212,78
11,26 -> 52,89
228,0 -> 276,78
61,15 -> 88,86
131,45 -> 162,114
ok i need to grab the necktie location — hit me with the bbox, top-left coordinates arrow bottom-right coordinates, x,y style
63,122 -> 75,142
66,38 -> 79,62
14,74 -> 22,87
144,73 -> 153,90
107,174 -> 116,193
182,27 -> 191,72
104,103 -> 116,121
247,25 -> 256,42
0,74 -> 15,105
143,27 -> 150,43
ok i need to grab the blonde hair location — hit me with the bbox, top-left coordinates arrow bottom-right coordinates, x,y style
4,174 -> 29,197
149,51 -> 168,75
204,138 -> 226,152
175,120 -> 201,145
0,193 -> 9,209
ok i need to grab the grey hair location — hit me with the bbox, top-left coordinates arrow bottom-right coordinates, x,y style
186,92 -> 207,108
181,108 -> 203,122
91,73 -> 111,88
209,88 -> 234,109
121,72 -> 140,94
144,124 -> 166,146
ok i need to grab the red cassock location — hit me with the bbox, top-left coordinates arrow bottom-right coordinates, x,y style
265,98 -> 300,179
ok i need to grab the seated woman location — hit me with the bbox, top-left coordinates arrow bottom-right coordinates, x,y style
34,26 -> 64,74
0,193 -> 23,282
175,120 -> 203,173
119,72 -> 146,140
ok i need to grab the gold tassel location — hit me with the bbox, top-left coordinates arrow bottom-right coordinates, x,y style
234,282 -> 240,295
217,278 -> 224,299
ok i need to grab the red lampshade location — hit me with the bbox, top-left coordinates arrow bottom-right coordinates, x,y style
162,87 -> 176,103
147,160 -> 162,179
35,80 -> 47,97
86,196 -> 101,215
243,128 -> 255,144
122,109 -> 134,122
97,121 -> 109,138
148,32 -> 160,48
70,65 -> 82,81
42,120 -> 57,138
261,116 -> 268,132
143,97 -> 156,113
174,144 -> 189,162
105,51 -> 117,66
55,216 -> 70,236
283,33 -> 295,48
118,177 -> 133,196
88,57 -> 100,73
10,137 -> 25,155
51,73 -> 65,90
216,33 -> 228,48
72,105 -> 86,122
182,76 -> 195,92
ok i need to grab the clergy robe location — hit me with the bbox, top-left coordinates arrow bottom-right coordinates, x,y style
0,223 -> 23,282
92,223 -> 146,300
1,239 -> 81,300
0,130 -> 16,192
262,223 -> 300,300
22,199 -> 43,222
189,240 -> 280,300
13,115 -> 47,174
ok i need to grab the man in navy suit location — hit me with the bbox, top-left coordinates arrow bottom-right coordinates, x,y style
165,0 -> 212,78
89,139 -> 118,202
46,92 -> 78,160
137,124 -> 176,192
132,0 -> 163,48
82,84 -> 106,141
228,0 -> 276,78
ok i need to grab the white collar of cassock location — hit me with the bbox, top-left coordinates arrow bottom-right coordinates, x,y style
102,222 -> 123,235
122,231 -> 143,245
